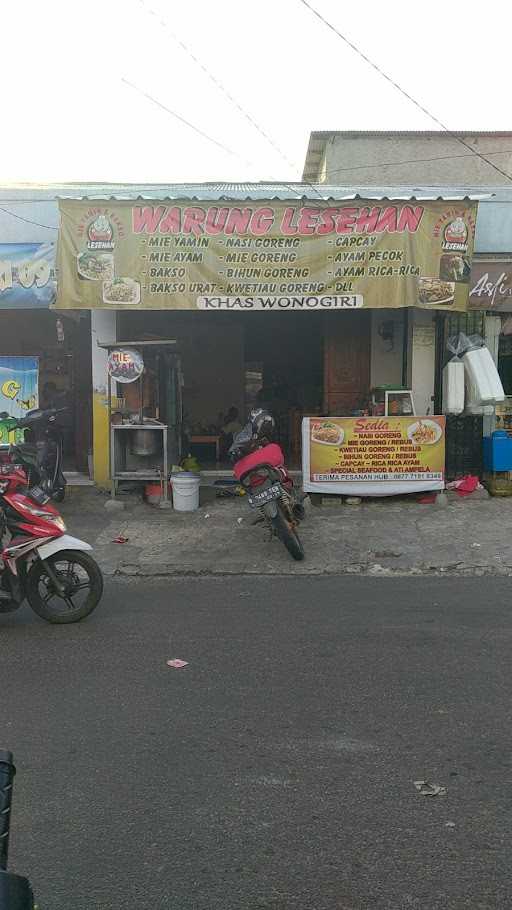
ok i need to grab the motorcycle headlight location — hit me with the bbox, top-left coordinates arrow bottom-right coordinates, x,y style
22,503 -> 66,531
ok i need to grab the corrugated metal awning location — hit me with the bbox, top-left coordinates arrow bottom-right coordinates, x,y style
57,183 -> 489,202
0,181 -> 491,204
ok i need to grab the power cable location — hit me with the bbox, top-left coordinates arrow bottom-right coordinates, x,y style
0,206 -> 57,231
137,0 -> 298,172
3,150 -> 512,204
133,2 -> 328,201
318,149 -> 512,180
121,77 -> 258,170
121,76 -> 328,201
298,0 -> 512,184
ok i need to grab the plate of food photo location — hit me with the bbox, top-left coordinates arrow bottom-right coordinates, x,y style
418,277 -> 455,306
77,251 -> 114,281
311,421 -> 344,446
407,419 -> 442,446
102,277 -> 141,305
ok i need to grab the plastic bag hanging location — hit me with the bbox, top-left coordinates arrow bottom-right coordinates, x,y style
446,332 -> 484,360
443,334 -> 465,415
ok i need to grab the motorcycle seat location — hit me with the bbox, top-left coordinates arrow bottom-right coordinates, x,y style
233,443 -> 285,481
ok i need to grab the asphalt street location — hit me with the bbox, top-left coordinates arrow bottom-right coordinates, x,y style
1,576 -> 511,910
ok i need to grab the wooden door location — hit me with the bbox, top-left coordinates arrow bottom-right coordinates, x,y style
324,311 -> 371,415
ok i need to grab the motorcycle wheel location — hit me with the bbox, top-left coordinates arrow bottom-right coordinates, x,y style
26,551 -> 103,624
272,505 -> 305,561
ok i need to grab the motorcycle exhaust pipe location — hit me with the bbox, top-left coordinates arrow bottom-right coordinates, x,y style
0,752 -> 34,910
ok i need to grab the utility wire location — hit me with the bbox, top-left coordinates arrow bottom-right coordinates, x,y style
321,149 -> 512,180
122,76 -> 327,200
0,206 -> 57,231
5,144 -> 512,203
298,0 -> 512,184
121,77 -> 258,170
138,0 -> 298,172
133,2 -> 328,201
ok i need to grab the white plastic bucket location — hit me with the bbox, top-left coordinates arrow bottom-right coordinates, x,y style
171,472 -> 200,512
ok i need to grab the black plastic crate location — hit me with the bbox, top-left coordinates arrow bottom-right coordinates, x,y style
445,415 -> 483,480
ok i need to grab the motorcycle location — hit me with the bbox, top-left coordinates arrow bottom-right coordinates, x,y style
0,461 -> 103,623
229,410 -> 305,561
0,408 -> 67,502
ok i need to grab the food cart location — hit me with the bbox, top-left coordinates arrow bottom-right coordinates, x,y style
99,340 -> 183,500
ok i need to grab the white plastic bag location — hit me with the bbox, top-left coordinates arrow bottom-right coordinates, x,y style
448,333 -> 504,406
463,346 -> 504,404
465,371 -> 495,415
442,360 -> 465,415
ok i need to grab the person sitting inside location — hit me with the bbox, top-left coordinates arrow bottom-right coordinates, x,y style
220,406 -> 242,458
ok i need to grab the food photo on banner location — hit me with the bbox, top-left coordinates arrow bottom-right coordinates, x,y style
56,199 -> 477,312
0,243 -> 56,309
0,356 -> 39,445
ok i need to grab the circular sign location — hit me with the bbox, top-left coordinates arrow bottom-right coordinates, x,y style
107,348 -> 144,384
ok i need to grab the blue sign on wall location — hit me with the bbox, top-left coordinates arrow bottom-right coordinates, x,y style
0,356 -> 39,445
0,243 -> 56,309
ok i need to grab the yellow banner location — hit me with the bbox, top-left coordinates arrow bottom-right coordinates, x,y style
56,199 -> 477,312
308,416 -> 445,483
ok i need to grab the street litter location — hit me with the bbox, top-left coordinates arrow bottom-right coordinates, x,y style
416,492 -> 437,504
166,659 -> 189,669
471,543 -> 481,548
204,513 -> 211,519
237,517 -> 244,525
446,475 -> 483,497
414,780 -> 447,796
112,535 -> 129,544
445,821 -> 456,828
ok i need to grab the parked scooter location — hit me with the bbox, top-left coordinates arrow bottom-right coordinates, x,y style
0,460 -> 102,623
229,409 -> 305,561
0,408 -> 67,502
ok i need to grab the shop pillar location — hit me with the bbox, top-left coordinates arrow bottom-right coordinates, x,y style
91,310 -> 116,486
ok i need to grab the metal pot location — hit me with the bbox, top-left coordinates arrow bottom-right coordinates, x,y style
130,429 -> 160,456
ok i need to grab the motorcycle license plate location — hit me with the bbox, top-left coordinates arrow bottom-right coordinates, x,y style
248,484 -> 281,508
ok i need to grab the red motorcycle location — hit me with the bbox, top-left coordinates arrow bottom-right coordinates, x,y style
230,410 -> 305,561
0,462 -> 103,623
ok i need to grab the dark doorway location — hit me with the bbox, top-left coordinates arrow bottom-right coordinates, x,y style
243,311 -> 324,461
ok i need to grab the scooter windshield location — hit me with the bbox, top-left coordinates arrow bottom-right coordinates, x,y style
232,421 -> 253,448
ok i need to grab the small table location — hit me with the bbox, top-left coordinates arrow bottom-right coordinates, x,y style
190,435 -> 221,462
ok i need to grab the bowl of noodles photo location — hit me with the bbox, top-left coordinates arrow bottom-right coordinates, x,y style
407,419 -> 442,446
311,421 -> 344,446
418,277 -> 455,306
102,277 -> 141,305
77,251 -> 114,281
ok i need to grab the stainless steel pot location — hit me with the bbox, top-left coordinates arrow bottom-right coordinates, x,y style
130,429 -> 160,456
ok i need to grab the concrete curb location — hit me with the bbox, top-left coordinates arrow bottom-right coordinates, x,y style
112,562 -> 512,579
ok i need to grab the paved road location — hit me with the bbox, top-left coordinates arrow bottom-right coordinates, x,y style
1,576 -> 511,910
